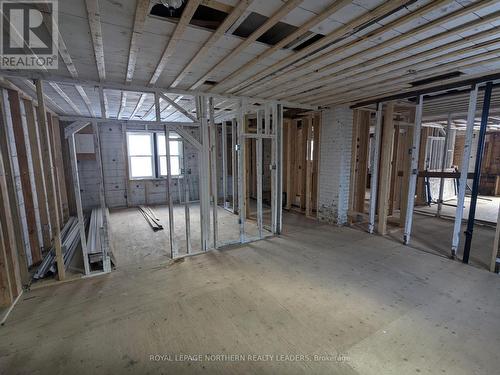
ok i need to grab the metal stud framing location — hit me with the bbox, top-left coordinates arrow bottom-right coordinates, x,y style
368,103 -> 383,234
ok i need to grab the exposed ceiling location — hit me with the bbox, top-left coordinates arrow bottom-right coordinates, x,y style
3,0 -> 500,122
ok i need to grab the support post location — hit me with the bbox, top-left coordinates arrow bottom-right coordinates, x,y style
368,103 -> 383,234
209,97 -> 218,248
256,110 -> 263,238
69,134 -> 90,275
490,204 -> 500,273
463,82 -> 493,264
92,121 -> 111,272
276,103 -> 284,233
237,100 -> 246,242
437,113 -> 452,218
377,102 -> 395,235
156,93 -> 175,257
36,80 -> 65,280
451,85 -> 478,258
221,121 -> 228,209
197,95 -> 211,249
403,95 -> 424,245
231,118 -> 237,213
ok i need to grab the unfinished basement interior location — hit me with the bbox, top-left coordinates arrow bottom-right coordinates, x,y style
1,0 -> 500,374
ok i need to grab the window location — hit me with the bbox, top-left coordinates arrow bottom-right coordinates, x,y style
157,132 -> 183,177
127,133 -> 154,178
127,131 -> 183,179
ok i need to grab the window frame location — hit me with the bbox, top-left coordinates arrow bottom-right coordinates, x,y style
126,132 -> 155,180
126,130 -> 183,180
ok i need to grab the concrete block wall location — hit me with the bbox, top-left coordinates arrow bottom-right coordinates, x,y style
75,122 -> 201,211
317,107 -> 353,225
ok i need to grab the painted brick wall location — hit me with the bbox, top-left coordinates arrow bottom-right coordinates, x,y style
317,107 -> 353,225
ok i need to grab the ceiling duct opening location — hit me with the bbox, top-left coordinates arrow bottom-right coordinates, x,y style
232,12 -> 298,46
150,3 -> 228,31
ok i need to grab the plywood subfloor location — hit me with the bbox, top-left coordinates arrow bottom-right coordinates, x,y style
1,218 -> 499,374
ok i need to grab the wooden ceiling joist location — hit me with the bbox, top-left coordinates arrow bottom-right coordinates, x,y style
209,0 -> 353,93
250,1 -> 499,100
189,0 -> 304,90
170,0 -> 253,88
85,0 -> 106,81
222,0 -> 410,95
270,26 -> 500,101
150,0 -> 202,85
287,36 -> 500,104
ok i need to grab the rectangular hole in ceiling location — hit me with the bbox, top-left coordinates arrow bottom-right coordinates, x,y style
150,3 -> 228,31
233,12 -> 299,46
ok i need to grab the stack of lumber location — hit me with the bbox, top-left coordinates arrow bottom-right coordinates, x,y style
138,205 -> 163,231
34,217 -> 81,279
87,207 -> 106,263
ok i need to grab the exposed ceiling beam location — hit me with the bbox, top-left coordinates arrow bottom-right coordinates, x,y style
224,0 -> 411,95
267,23 -> 500,101
303,52 -> 500,106
48,82 -> 83,115
170,0 -> 253,88
0,70 -> 318,110
248,0 -> 498,98
159,93 -> 197,121
189,0 -> 304,90
150,0 -> 202,85
210,0 -> 352,93
126,0 -> 150,83
85,0 -> 106,81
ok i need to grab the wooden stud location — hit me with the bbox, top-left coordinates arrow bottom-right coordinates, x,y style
377,103 -> 395,235
8,90 -> 41,264
35,80 -> 65,280
23,100 -> 51,250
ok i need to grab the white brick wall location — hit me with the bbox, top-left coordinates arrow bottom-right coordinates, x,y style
318,107 -> 353,225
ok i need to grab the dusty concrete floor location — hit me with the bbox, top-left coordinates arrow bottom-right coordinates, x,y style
415,196 -> 500,223
1,214 -> 500,374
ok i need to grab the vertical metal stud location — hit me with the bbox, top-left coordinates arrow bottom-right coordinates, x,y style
368,102 -> 383,234
403,95 -> 424,245
451,85 -> 478,258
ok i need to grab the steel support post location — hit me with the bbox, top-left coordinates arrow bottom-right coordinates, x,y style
256,110 -> 263,238
437,113 -> 452,218
463,82 -> 493,264
209,97 -> 218,248
368,102 -> 383,234
451,85 -> 479,258
403,95 -> 424,245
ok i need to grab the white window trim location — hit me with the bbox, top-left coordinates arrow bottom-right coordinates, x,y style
126,131 -> 184,180
127,132 -> 155,180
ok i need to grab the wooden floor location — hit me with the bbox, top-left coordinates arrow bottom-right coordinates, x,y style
1,214 -> 499,374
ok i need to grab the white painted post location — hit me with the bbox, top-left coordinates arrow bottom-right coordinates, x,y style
197,95 -> 211,250
276,103 -> 284,234
221,120 -> 228,209
271,102 -> 279,233
437,113 -> 452,218
403,95 -> 424,245
451,85 -> 478,258
237,100 -> 246,242
231,118 -> 237,213
209,97 -> 218,248
69,134 -> 90,275
256,110 -> 263,238
368,102 -> 383,234
92,121 -> 111,272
